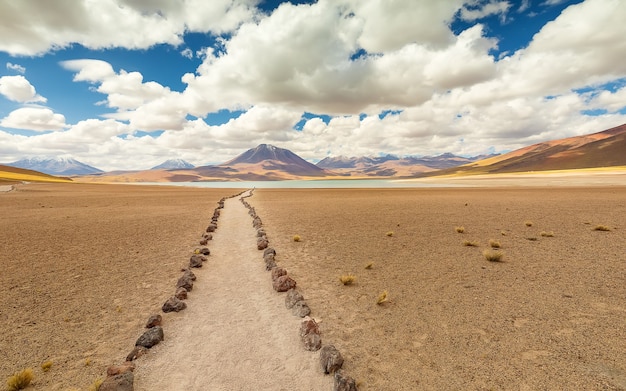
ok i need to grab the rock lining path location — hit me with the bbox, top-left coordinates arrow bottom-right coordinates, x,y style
134,191 -> 332,390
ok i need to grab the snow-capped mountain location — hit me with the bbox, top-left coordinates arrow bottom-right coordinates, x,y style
6,157 -> 103,176
151,159 -> 195,170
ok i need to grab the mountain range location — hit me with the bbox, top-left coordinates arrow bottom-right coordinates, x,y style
2,123 -> 625,183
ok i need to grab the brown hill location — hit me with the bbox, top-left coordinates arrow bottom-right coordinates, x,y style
0,164 -> 72,183
425,123 -> 626,177
220,144 -> 328,177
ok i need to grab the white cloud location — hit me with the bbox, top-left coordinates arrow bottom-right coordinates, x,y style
6,62 -> 26,73
0,75 -> 46,103
1,107 -> 66,131
180,48 -> 193,59
460,1 -> 512,22
0,0 -> 258,56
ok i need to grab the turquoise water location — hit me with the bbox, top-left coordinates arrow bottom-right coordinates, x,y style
133,179 -> 467,189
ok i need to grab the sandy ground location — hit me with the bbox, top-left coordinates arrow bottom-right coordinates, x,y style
134,192 -> 332,390
0,183 -> 236,390
250,186 -> 626,390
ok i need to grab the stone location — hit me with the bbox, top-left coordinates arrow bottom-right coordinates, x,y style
265,258 -> 277,271
145,314 -> 162,328
177,274 -> 194,291
292,301 -> 311,317
175,287 -> 188,300
107,361 -> 135,376
257,229 -> 266,237
99,372 -> 134,391
126,346 -> 148,361
303,331 -> 322,351
271,267 -> 287,281
273,275 -> 296,292
203,233 -> 213,240
253,217 -> 262,228
285,289 -> 304,309
334,370 -> 358,391
199,238 -> 208,246
263,247 -> 276,257
206,223 -> 217,232
189,254 -> 206,268
135,326 -> 164,348
183,269 -> 196,281
162,296 -> 187,313
199,247 -> 210,255
320,345 -> 344,374
257,238 -> 269,250
300,318 -> 322,351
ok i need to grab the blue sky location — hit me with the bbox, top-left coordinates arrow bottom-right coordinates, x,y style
1,0 -> 625,170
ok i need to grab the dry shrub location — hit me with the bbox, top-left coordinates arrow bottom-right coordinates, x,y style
340,274 -> 356,285
483,249 -> 504,262
489,239 -> 501,248
386,231 -> 394,237
41,360 -> 53,372
526,237 -> 538,241
525,221 -> 533,227
6,368 -> 34,391
364,262 -> 373,270
88,378 -> 104,391
593,225 -> 611,232
377,290 -> 388,305
540,231 -> 555,237
455,226 -> 465,233
293,234 -> 301,242
462,240 -> 480,247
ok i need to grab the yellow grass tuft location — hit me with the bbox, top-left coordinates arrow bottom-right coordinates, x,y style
41,360 -> 53,372
462,240 -> 480,247
87,378 -> 104,391
593,225 -> 611,232
483,249 -> 504,262
6,368 -> 34,391
455,226 -> 465,233
540,231 -> 555,237
386,231 -> 394,237
525,221 -> 533,227
339,274 -> 356,285
84,358 -> 92,367
376,290 -> 388,305
501,231 -> 507,236
364,262 -> 374,270
293,234 -> 301,242
489,239 -> 501,248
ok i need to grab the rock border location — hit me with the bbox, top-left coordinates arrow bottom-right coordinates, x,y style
240,190 -> 359,391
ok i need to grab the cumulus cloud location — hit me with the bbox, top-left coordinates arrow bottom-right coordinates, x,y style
0,75 -> 46,103
0,0 -> 258,56
6,62 -> 26,73
460,0 -> 511,22
1,107 -> 66,131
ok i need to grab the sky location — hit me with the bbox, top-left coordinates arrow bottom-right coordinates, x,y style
1,0 -> 625,171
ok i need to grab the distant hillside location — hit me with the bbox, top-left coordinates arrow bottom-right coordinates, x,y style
7,157 -> 103,176
219,144 -> 328,177
0,164 -> 72,183
151,159 -> 195,170
318,153 -> 495,177
424,123 -> 626,177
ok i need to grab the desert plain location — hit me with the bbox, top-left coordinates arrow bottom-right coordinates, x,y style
1,181 -> 625,390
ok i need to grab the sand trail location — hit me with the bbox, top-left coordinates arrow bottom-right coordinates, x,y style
134,192 -> 332,390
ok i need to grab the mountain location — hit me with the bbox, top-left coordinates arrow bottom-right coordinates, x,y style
0,164 -> 73,183
425,123 -> 626,177
6,157 -> 103,176
218,144 -> 328,177
151,159 -> 195,170
317,153 -> 493,177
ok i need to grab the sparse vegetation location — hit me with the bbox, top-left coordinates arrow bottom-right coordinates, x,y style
462,240 -> 480,247
455,226 -> 465,233
293,234 -> 301,242
6,368 -> 34,391
540,231 -> 555,237
88,378 -> 104,391
377,290 -> 388,305
525,221 -> 533,227
386,231 -> 394,237
84,358 -> 92,366
41,360 -> 53,372
364,262 -> 373,269
526,237 -> 538,241
593,225 -> 611,231
340,274 -> 356,285
483,249 -> 504,262
501,231 -> 507,236
489,239 -> 501,248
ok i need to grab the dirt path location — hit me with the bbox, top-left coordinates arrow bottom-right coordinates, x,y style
134,191 -> 332,390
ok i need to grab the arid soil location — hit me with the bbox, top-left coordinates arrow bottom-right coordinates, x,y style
250,186 -> 626,390
0,183 -> 237,390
